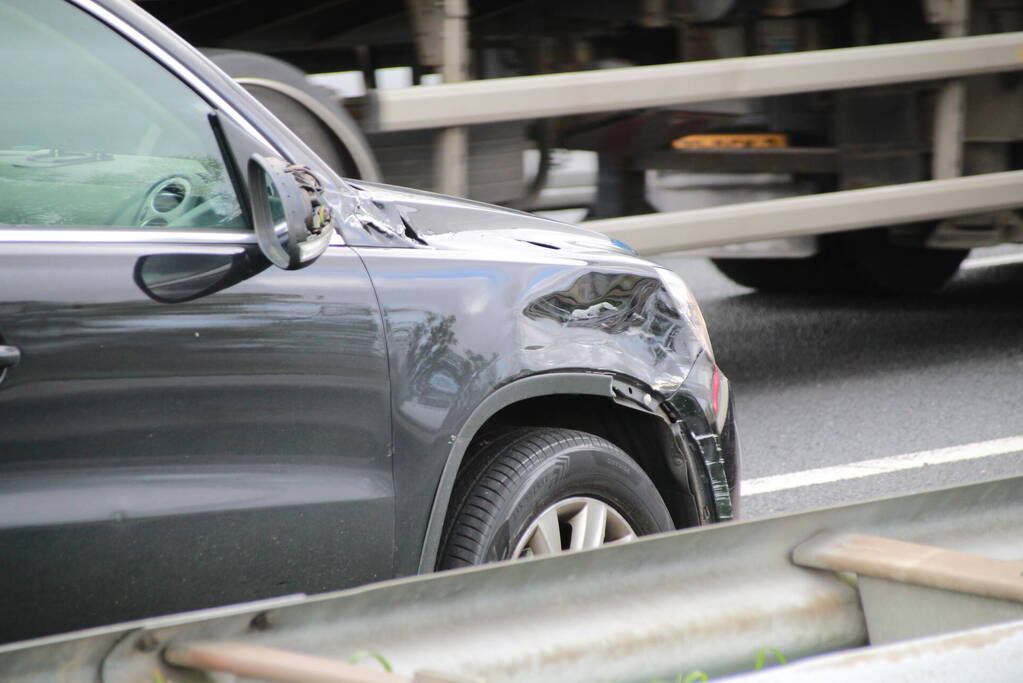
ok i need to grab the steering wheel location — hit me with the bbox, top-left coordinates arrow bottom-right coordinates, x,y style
131,173 -> 215,228
107,173 -> 221,228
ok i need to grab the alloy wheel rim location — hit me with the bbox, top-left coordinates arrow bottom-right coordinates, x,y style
511,496 -> 636,559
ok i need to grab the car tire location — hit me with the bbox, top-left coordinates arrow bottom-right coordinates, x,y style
437,427 -> 674,570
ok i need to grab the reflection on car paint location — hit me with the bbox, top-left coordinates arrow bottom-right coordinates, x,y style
334,181 -> 735,532
0,0 -> 739,645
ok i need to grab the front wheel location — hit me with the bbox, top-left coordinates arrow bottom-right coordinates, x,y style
437,428 -> 674,570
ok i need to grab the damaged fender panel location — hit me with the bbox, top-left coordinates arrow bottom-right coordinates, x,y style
349,181 -> 734,573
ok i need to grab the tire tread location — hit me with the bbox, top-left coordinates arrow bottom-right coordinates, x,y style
438,427 -> 669,569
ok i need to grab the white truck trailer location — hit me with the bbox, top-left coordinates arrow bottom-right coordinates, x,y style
142,0 -> 1023,293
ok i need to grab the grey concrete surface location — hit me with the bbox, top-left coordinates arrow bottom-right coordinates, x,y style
655,248 -> 1023,519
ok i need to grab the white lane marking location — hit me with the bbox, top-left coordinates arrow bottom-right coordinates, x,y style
743,436 -> 1023,496
961,252 -> 1023,270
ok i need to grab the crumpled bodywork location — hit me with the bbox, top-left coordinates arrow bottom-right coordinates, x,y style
346,189 -> 705,395
340,180 -> 737,571
338,180 -> 705,396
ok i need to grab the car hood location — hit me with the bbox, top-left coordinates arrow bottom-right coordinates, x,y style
344,180 -> 636,258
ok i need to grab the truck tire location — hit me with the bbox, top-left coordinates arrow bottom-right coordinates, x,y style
711,256 -> 835,293
437,428 -> 674,570
202,49 -> 380,181
829,228 -> 968,295
713,228 -> 968,295
367,123 -> 528,204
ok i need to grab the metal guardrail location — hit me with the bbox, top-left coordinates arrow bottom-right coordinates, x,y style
367,32 -> 1023,132
725,617 -> 1023,682
586,170 -> 1023,254
2,475 -> 1022,682
364,30 -> 1023,249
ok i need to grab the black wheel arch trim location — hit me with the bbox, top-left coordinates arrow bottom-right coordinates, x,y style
415,371 -> 724,574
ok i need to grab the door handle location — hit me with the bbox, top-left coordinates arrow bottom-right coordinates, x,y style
0,345 -> 21,368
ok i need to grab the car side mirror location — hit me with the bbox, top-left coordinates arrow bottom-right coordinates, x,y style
249,155 -> 333,269
134,249 -> 269,304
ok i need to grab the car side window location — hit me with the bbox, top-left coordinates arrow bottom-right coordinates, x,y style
0,0 -> 245,230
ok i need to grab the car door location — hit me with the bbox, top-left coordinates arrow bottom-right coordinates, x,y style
0,0 -> 393,643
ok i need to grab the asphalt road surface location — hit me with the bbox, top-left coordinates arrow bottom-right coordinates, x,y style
655,248 -> 1023,520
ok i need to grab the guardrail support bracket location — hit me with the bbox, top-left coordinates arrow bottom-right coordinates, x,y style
793,532 -> 1023,645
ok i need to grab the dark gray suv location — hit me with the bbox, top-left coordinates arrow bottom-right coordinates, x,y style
0,0 -> 739,644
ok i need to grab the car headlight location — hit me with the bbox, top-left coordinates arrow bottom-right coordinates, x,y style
655,267 -> 714,361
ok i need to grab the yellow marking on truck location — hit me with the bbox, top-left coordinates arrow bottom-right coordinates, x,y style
672,133 -> 789,149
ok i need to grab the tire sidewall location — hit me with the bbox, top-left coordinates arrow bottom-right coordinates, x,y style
482,442 -> 672,563
201,49 -> 376,180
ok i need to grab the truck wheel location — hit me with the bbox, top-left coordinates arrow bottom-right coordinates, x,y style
711,256 -> 834,293
437,428 -> 674,570
202,49 -> 380,181
368,123 -> 528,204
713,228 -> 968,295
828,228 -> 968,295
